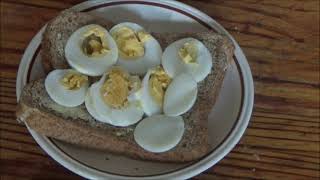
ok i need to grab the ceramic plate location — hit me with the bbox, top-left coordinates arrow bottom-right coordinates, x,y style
16,0 -> 254,179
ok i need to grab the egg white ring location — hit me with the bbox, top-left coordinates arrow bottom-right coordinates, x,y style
91,72 -> 144,127
140,69 -> 162,116
65,24 -> 119,76
110,22 -> 162,75
85,82 -> 112,124
134,115 -> 185,153
163,73 -> 198,116
45,69 -> 88,107
162,38 -> 212,82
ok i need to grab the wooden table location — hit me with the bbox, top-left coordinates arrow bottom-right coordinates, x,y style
1,0 -> 319,179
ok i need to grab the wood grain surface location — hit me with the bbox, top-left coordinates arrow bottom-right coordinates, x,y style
0,0 -> 319,179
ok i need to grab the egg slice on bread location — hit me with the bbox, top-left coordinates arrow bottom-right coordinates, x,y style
65,24 -> 118,76
162,38 -> 212,82
85,66 -> 144,127
134,115 -> 185,153
110,22 -> 162,75
45,69 -> 89,107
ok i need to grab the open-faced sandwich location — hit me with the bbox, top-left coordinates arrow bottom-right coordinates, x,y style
16,10 -> 234,162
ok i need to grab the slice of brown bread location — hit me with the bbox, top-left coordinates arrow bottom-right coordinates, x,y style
18,9 -> 235,162
41,9 -> 114,72
16,30 -> 234,162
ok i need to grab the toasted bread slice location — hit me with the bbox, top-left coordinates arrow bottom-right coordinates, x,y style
16,31 -> 234,162
41,9 -> 114,72
17,10 -> 234,162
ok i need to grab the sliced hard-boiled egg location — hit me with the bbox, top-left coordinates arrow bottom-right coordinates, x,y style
45,69 -> 89,107
85,66 -> 144,126
110,22 -> 162,75
140,66 -> 171,116
162,38 -> 212,82
85,82 -> 112,123
134,115 -> 185,153
65,24 -> 118,76
163,73 -> 197,116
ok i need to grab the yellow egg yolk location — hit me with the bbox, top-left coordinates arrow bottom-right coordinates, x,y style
61,71 -> 88,90
100,68 -> 141,109
148,67 -> 171,105
137,31 -> 152,43
178,42 -> 198,64
112,27 -> 151,59
82,28 -> 110,57
100,68 -> 129,109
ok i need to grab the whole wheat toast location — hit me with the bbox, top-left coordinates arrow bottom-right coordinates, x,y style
16,10 -> 234,162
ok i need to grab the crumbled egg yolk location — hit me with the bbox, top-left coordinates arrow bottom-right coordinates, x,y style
100,68 -> 141,109
137,31 -> 152,43
101,68 -> 130,108
61,71 -> 88,90
178,42 -> 198,64
82,28 -> 110,57
149,67 -> 171,105
112,27 -> 151,59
